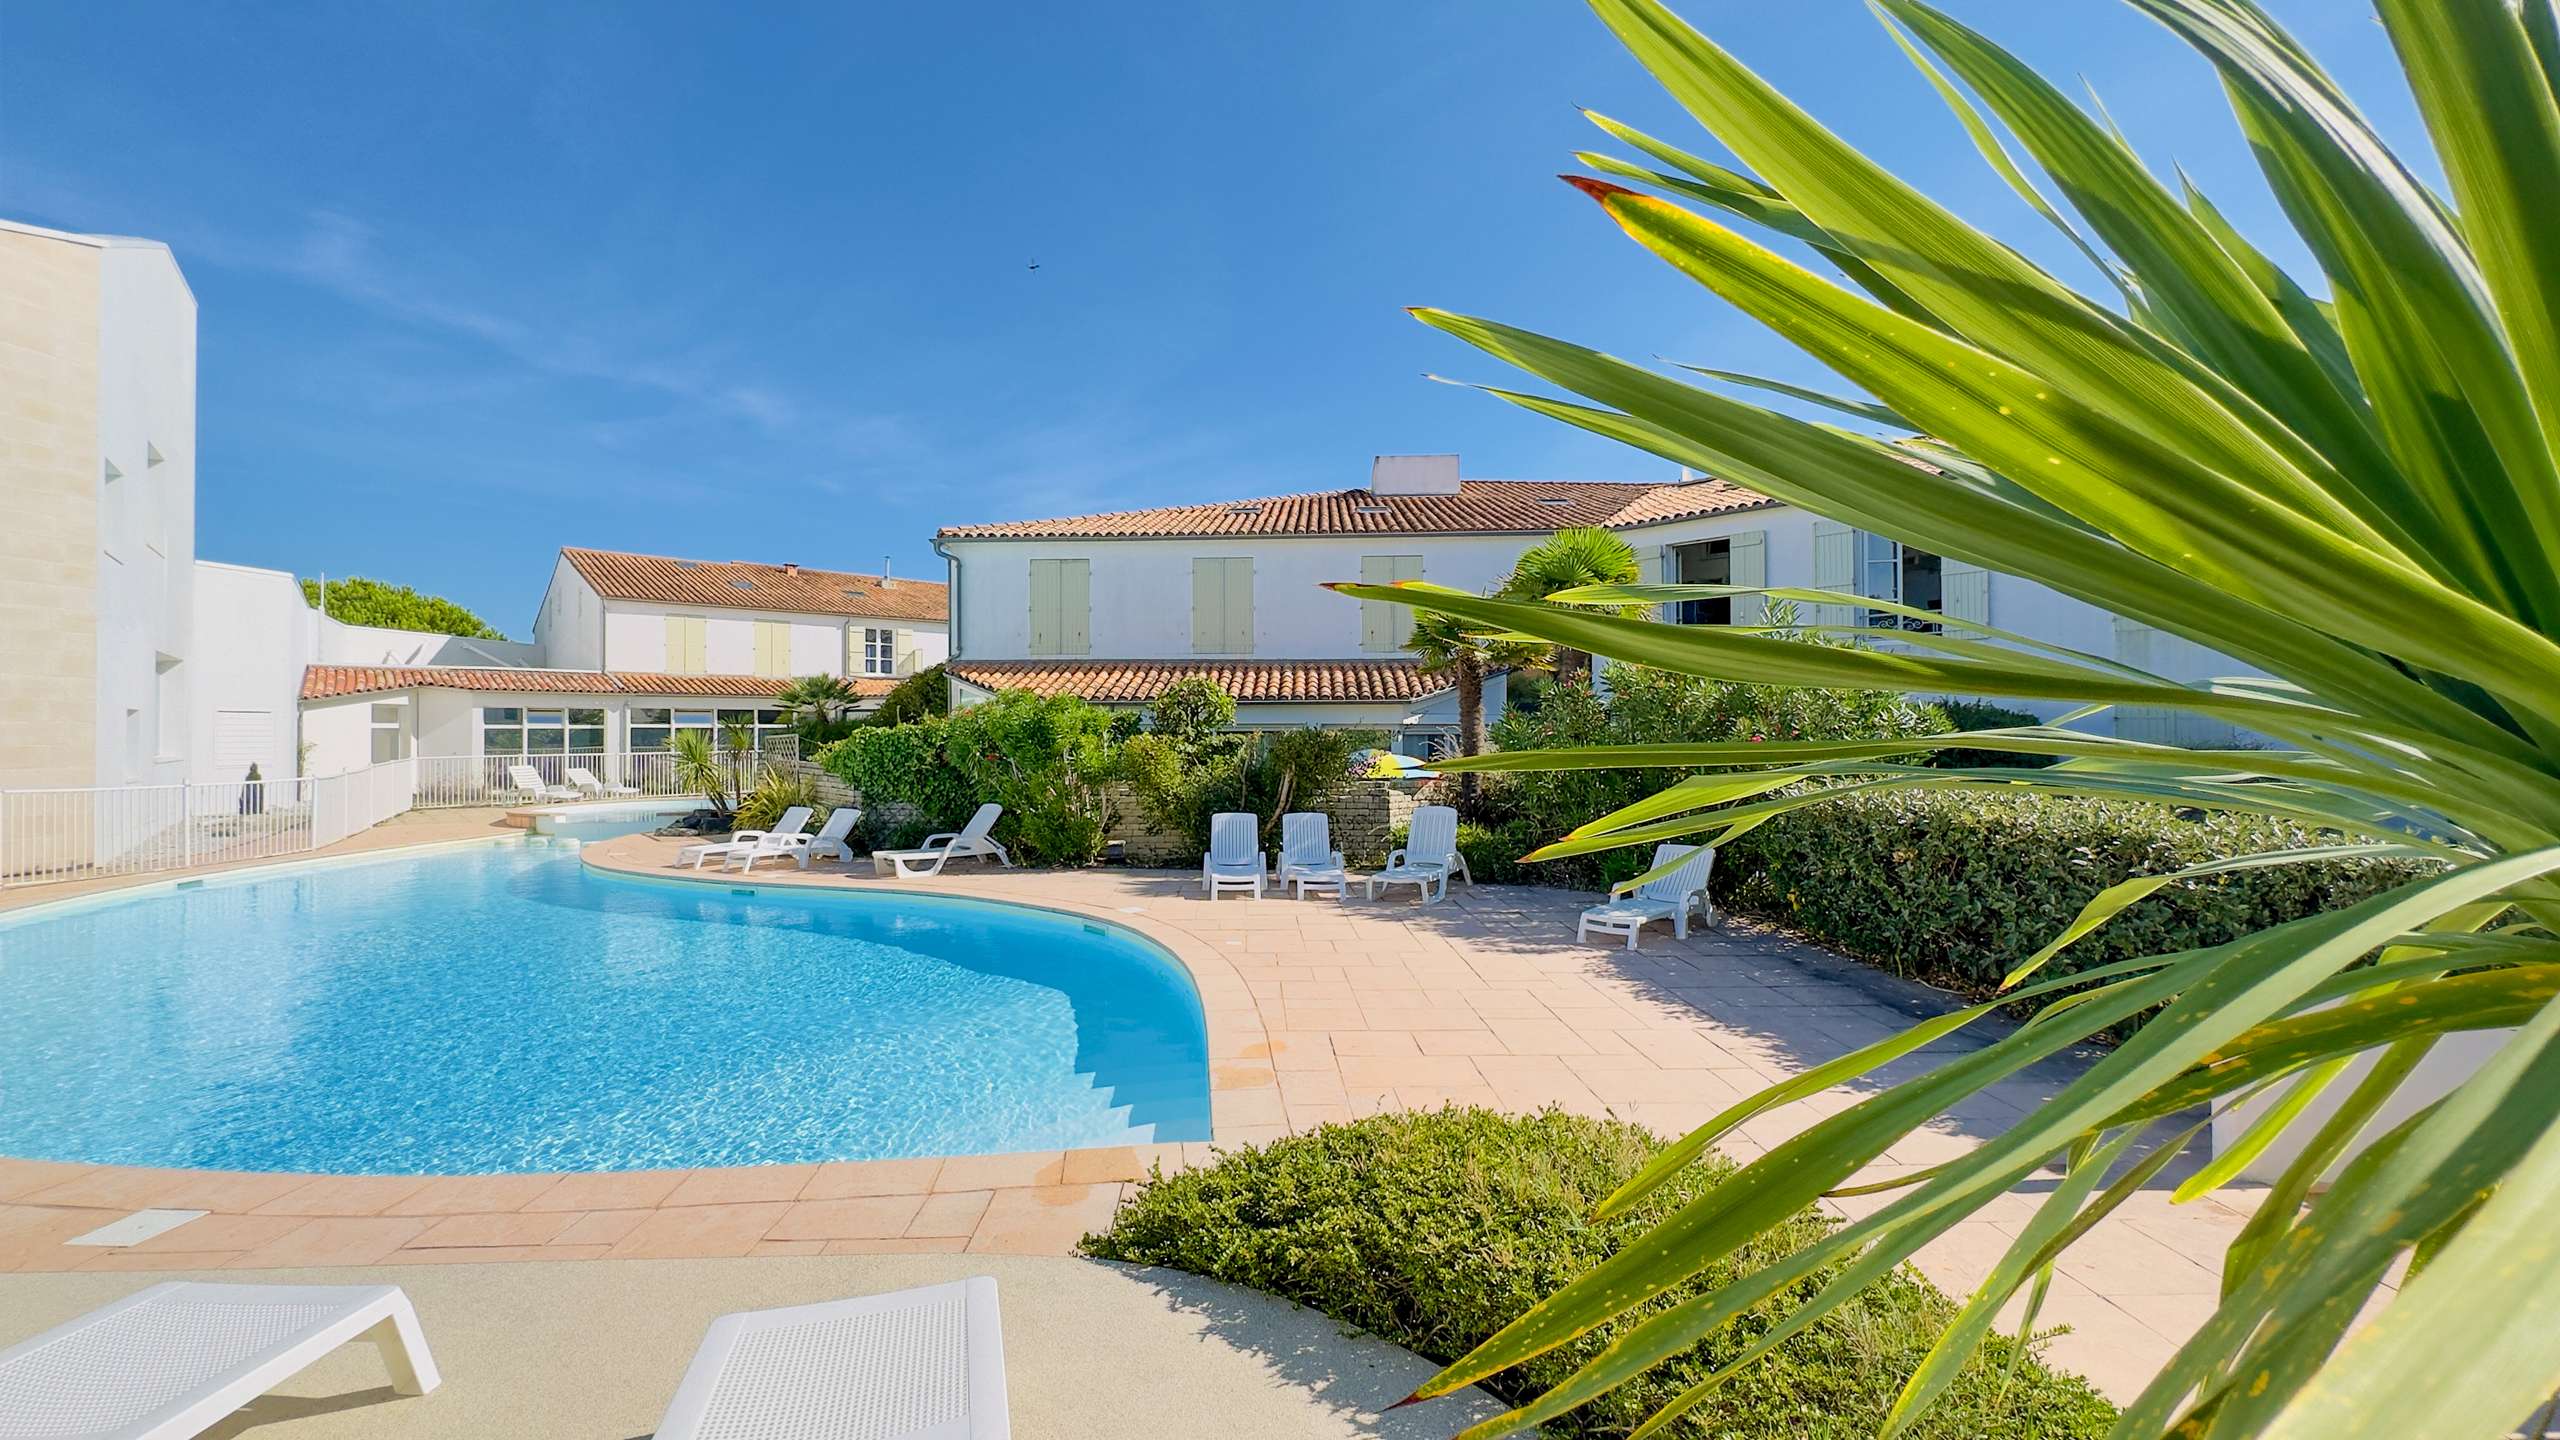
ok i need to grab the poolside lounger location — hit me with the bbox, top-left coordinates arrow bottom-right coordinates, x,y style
723,807 -> 816,871
506,764 -> 577,803
1578,843 -> 1716,951
1201,811 -> 1267,900
872,803 -> 1012,879
786,805 -> 863,867
681,806 -> 810,869
655,1277 -> 1008,1440
564,765 -> 640,798
0,1281 -> 439,1440
1274,811 -> 1347,901
1365,803 -> 1471,905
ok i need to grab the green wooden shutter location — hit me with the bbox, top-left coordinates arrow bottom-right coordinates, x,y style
1192,559 -> 1221,653
1360,555 -> 1422,650
1224,558 -> 1254,655
1810,521 -> 1857,629
1727,530 -> 1767,625
1942,559 -> 1990,627
1635,544 -> 1667,621
1059,559 -> 1089,655
1029,560 -> 1060,656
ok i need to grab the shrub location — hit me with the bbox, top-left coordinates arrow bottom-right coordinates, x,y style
1717,788 -> 2432,1014
1119,680 -> 1382,853
1924,698 -> 2059,769
1084,1108 -> 2115,1439
817,690 -> 1120,865
732,768 -> 829,832
868,663 -> 949,728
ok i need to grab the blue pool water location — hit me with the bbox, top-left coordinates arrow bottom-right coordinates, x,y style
0,844 -> 1211,1173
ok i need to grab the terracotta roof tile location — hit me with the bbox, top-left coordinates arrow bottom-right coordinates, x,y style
946,659 -> 1445,705
561,548 -> 946,621
938,480 -> 1683,540
1601,477 -> 1778,528
300,666 -> 894,701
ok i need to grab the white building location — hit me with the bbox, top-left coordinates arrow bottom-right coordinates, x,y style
0,219 -> 197,793
936,453 -> 2251,748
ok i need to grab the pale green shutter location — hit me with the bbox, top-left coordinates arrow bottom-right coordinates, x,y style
1360,556 -> 1393,651
1029,560 -> 1060,656
1059,559 -> 1089,655
1942,559 -> 1990,627
1727,530 -> 1767,625
666,616 -> 707,674
1225,558 -> 1253,655
1636,544 -> 1667,621
688,620 -> 707,673
1810,521 -> 1857,629
1191,560 -> 1220,653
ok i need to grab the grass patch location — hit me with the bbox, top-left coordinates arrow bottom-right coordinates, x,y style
1082,1108 -> 2116,1439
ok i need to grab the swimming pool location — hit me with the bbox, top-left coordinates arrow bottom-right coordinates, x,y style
0,843 -> 1211,1173
527,798 -> 700,840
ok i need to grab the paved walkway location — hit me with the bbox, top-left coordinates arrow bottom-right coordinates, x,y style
0,828 -> 2267,1402
0,1254 -> 1512,1439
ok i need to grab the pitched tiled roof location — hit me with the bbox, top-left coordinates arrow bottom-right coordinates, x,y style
561,548 -> 947,621
1601,477 -> 1778,528
300,666 -> 894,701
947,659 -> 1445,705
938,480 -> 1690,540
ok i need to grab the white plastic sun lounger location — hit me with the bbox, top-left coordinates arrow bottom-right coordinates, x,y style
725,807 -> 817,872
1578,842 -> 1717,950
564,765 -> 639,798
873,803 -> 1012,879
506,764 -> 577,803
785,806 -> 863,867
1274,811 -> 1347,901
1365,803 -> 1471,905
0,1281 -> 438,1440
682,806 -> 811,869
1201,811 -> 1267,899
655,1277 -> 1009,1440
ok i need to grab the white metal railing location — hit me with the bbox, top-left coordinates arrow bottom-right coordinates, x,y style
0,757 -> 420,889
408,748 -> 790,810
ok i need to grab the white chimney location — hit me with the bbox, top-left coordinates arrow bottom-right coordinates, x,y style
1369,453 -> 1462,496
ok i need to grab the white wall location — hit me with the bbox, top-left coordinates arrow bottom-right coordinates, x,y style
602,600 -> 947,679
188,560 -> 315,783
944,534 -> 1536,662
532,556 -> 603,671
92,238 -> 197,788
314,616 -> 544,668
299,695 -> 377,778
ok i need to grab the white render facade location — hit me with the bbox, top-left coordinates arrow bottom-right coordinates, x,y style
532,552 -> 948,683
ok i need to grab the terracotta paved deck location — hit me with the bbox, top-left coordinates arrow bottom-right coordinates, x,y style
0,827 -> 2266,1400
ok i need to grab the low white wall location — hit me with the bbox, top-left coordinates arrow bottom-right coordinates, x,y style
187,560 -> 315,784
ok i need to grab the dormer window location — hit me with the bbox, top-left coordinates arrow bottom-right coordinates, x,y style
730,579 -> 755,591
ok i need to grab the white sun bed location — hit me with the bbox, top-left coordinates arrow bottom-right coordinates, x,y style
1365,803 -> 1471,905
680,806 -> 812,869
564,765 -> 640,798
783,805 -> 863,867
726,808 -> 819,872
873,803 -> 1012,879
1274,811 -> 1347,900
0,1281 -> 439,1440
1201,811 -> 1267,900
1578,842 -> 1717,950
506,764 -> 577,803
654,1277 -> 1009,1440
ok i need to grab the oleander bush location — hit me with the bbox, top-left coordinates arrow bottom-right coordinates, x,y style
1083,1108 -> 2116,1439
817,689 -> 1119,864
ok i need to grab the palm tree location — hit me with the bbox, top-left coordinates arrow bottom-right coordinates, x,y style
1406,609 -> 1542,803
1500,526 -> 1641,681
1333,2 -> 2560,1436
774,674 -> 861,734
668,730 -> 730,816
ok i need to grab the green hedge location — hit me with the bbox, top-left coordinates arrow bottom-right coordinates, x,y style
815,690 -> 1118,864
1715,788 -> 2431,1003
1084,1108 -> 2115,1439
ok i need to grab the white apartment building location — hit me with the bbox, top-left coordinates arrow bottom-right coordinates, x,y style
0,219 -> 197,793
936,453 -> 2253,749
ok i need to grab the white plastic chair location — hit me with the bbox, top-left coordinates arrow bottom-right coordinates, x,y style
0,1281 -> 438,1440
1578,843 -> 1717,950
1202,811 -> 1267,899
873,803 -> 1013,879
1274,811 -> 1348,901
724,806 -> 815,871
655,1276 -> 1008,1440
506,764 -> 576,803
564,765 -> 639,798
1366,804 -> 1471,904
787,806 -> 863,867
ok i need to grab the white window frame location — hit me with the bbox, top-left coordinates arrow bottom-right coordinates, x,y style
861,627 -> 896,676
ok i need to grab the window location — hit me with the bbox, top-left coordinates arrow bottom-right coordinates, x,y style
370,703 -> 405,764
525,708 -> 568,754
861,627 -> 897,675
569,707 -> 605,753
479,706 -> 524,756
1858,534 -> 1944,631
664,615 -> 708,674
753,621 -> 791,677
483,704 -> 607,756
1359,556 -> 1424,651
1027,559 -> 1089,657
1811,521 -> 1980,633
629,707 -> 672,752
1670,541 -> 1732,626
1191,557 -> 1253,655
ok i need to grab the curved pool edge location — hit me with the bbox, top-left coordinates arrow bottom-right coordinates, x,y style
0,834 -> 1282,1270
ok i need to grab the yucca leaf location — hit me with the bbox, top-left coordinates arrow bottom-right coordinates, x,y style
1665,363 -> 1909,428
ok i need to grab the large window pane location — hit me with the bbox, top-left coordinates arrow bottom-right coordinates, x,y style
481,726 -> 523,755
527,726 -> 566,754
482,707 -> 523,725
719,708 -> 755,726
630,727 -> 670,751
568,707 -> 605,725
569,726 -> 605,752
674,709 -> 714,727
527,709 -> 567,728
631,707 -> 671,725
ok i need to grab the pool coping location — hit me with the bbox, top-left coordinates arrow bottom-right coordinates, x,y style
0,832 -> 1271,1271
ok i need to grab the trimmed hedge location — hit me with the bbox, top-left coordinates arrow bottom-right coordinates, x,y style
1084,1108 -> 2116,1439
1716,788 -> 2431,1004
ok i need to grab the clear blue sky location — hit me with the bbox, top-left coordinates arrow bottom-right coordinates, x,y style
1,2 -> 2420,636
